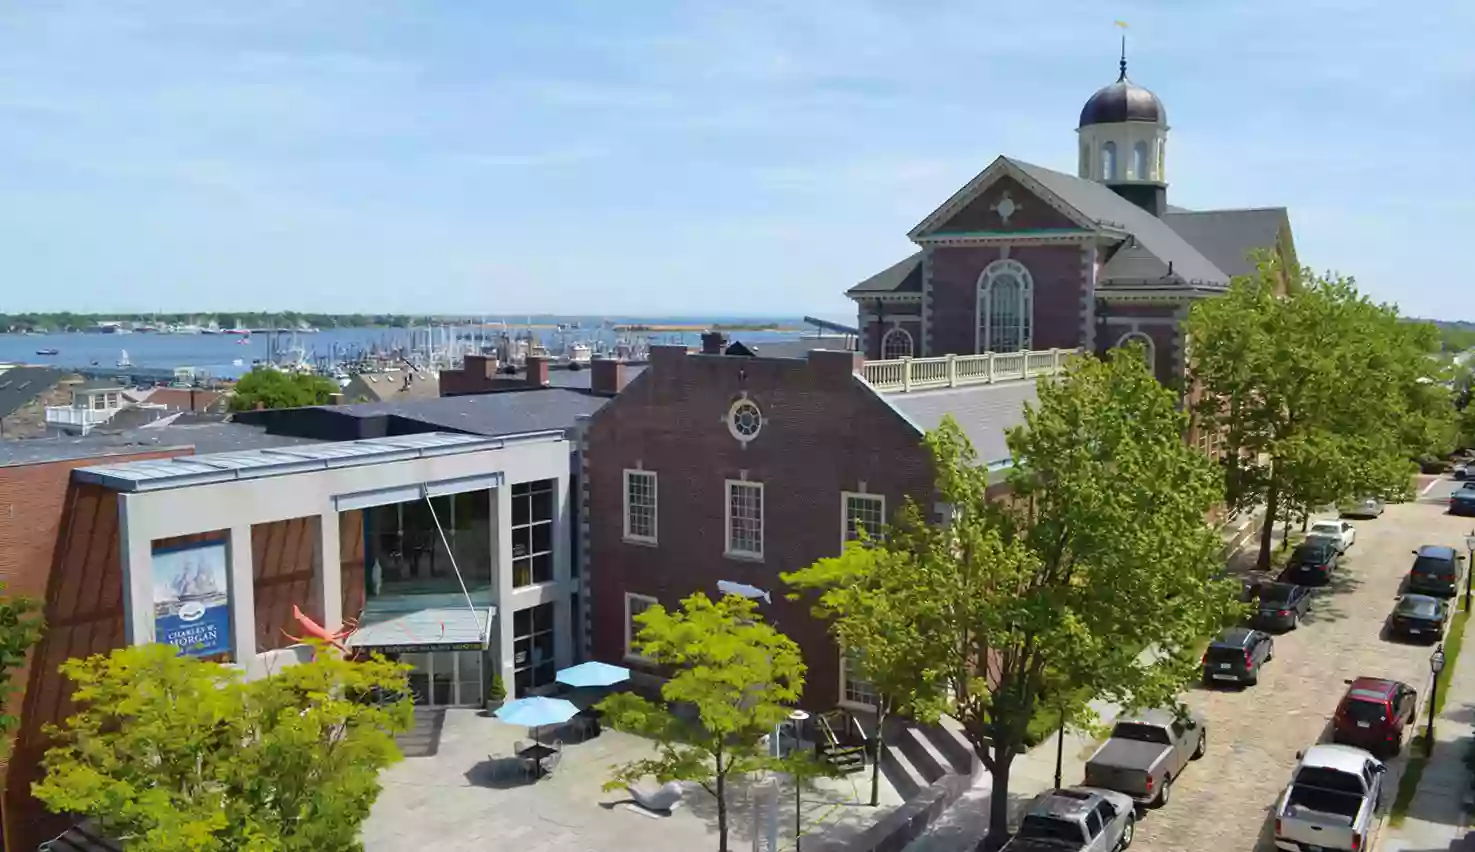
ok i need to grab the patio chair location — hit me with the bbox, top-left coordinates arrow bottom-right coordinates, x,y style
541,748 -> 563,775
627,781 -> 685,814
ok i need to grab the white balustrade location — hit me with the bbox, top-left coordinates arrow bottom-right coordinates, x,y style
858,348 -> 1079,392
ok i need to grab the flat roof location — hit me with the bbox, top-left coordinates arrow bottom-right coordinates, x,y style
72,430 -> 564,493
0,421 -> 325,468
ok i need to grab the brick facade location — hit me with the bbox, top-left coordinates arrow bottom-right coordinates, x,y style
933,176 -> 1080,234
926,244 -> 1086,357
584,347 -> 939,710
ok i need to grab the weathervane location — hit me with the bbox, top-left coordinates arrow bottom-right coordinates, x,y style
1115,19 -> 1129,80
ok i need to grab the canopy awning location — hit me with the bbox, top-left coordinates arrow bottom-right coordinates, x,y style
347,600 -> 494,653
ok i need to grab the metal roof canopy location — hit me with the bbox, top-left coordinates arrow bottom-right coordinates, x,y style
347,601 -> 495,653
73,430 -> 565,492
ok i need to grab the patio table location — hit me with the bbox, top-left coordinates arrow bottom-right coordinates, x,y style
516,742 -> 559,778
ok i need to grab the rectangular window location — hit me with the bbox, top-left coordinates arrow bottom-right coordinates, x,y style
841,648 -> 878,710
841,492 -> 886,545
512,602 -> 556,695
623,470 -> 658,544
625,593 -> 658,661
511,479 -> 555,588
725,480 -> 764,559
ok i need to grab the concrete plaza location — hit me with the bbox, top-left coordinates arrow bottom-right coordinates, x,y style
362,708 -> 904,852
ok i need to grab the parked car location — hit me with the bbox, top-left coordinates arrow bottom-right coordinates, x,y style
1083,709 -> 1206,809
1250,582 -> 1313,631
1407,544 -> 1465,597
1387,594 -> 1450,643
1201,627 -> 1274,686
1455,463 -> 1469,480
1307,519 -> 1356,552
1273,744 -> 1386,852
1331,677 -> 1417,757
1338,496 -> 1384,519
1000,787 -> 1137,852
1449,482 -> 1475,516
1278,539 -> 1340,586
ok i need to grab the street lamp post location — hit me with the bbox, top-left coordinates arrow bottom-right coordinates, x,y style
1464,533 -> 1475,613
789,709 -> 810,851
1428,644 -> 1446,754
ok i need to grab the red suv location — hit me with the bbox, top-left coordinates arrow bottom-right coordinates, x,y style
1332,677 -> 1417,757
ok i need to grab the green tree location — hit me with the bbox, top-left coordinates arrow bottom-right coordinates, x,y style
229,366 -> 339,412
791,348 -> 1236,849
597,593 -> 806,852
33,642 -> 412,851
783,542 -> 928,807
1188,254 -> 1428,569
0,585 -> 44,758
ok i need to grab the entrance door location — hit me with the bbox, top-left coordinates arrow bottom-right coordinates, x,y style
398,651 -> 484,708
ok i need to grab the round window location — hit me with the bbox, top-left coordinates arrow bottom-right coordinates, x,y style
728,399 -> 763,442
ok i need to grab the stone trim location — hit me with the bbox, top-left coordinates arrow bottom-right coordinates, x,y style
1081,242 -> 1098,353
915,232 -> 1094,248
1171,304 -> 1190,383
577,434 -> 592,659
921,248 -> 935,357
908,158 -> 1096,240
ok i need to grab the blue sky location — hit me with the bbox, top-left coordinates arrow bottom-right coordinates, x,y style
0,1 -> 1469,320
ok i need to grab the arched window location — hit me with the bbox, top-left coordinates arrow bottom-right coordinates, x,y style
1115,331 -> 1156,373
976,259 -> 1033,353
1101,142 -> 1117,181
881,327 -> 913,360
1132,141 -> 1149,180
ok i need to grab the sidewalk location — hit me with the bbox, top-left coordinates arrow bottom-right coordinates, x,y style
901,508 -> 1265,852
1378,618 -> 1475,852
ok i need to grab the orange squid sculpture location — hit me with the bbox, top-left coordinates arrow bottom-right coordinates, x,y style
283,605 -> 358,655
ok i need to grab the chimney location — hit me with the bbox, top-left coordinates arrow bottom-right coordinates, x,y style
701,331 -> 728,355
808,349 -> 866,386
463,354 -> 498,379
189,387 -> 197,412
649,344 -> 689,370
524,355 -> 550,387
591,357 -> 628,396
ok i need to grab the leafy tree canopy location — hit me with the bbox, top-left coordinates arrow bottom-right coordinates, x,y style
33,643 -> 413,852
229,367 -> 339,412
597,593 -> 812,852
0,584 -> 43,759
1188,253 -> 1443,567
790,347 -> 1235,848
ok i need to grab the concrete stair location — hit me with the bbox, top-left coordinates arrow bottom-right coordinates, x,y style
881,716 -> 980,799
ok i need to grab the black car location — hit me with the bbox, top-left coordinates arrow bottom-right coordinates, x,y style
1251,582 -> 1313,631
1202,627 -> 1274,687
1278,540 -> 1339,586
1407,545 -> 1465,597
1388,594 -> 1450,643
1450,482 -> 1475,516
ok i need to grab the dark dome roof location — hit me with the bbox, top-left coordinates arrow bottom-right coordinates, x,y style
1079,67 -> 1165,128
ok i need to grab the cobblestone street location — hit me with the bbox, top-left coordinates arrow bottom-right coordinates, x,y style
1130,479 -> 1471,852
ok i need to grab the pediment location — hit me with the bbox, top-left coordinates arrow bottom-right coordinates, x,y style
909,157 -> 1097,241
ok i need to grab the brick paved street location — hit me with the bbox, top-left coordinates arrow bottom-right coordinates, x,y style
1131,478 -> 1471,852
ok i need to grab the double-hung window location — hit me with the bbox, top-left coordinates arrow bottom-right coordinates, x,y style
841,648 -> 879,710
841,492 -> 885,545
725,480 -> 764,559
623,470 -> 657,544
624,593 -> 658,661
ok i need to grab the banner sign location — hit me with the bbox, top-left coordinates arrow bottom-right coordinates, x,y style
153,541 -> 231,657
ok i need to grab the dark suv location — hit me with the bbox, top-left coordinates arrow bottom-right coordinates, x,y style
1278,540 -> 1340,586
1332,677 -> 1417,757
1202,627 -> 1274,687
1407,545 -> 1465,597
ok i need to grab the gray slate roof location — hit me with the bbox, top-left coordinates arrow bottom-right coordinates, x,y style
335,389 -> 609,438
728,337 -> 856,359
1010,159 -> 1228,286
847,252 -> 924,295
0,421 -> 323,468
1163,208 -> 1288,280
881,380 -> 1038,465
0,366 -> 66,419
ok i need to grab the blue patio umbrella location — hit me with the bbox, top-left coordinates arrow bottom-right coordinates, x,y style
555,661 -> 631,689
494,696 -> 580,729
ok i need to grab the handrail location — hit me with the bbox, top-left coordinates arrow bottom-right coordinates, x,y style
858,348 -> 1079,393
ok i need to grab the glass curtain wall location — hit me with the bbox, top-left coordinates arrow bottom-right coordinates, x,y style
365,490 -> 492,599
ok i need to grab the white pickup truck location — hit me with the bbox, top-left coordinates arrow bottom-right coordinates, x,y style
1273,744 -> 1386,852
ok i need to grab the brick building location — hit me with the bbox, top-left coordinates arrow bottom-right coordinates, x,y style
848,58 -> 1295,397
583,60 -> 1298,716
